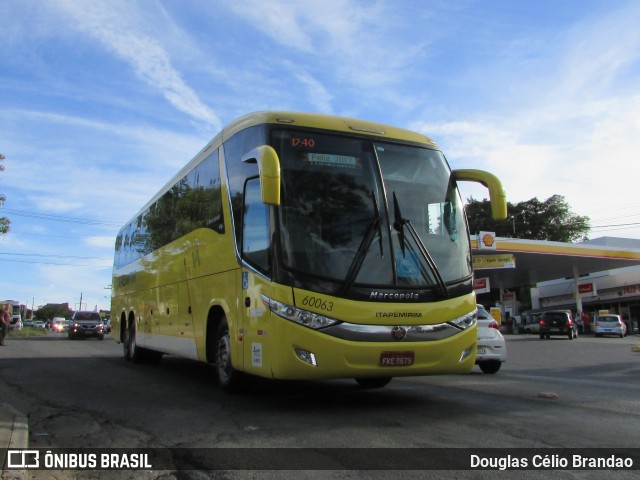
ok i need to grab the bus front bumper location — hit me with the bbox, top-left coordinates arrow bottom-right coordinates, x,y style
266,319 -> 478,380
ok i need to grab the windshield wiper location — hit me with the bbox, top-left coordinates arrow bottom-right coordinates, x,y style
341,191 -> 384,294
392,192 -> 449,298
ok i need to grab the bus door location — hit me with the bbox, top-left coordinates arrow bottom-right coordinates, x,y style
240,178 -> 274,376
240,270 -> 274,376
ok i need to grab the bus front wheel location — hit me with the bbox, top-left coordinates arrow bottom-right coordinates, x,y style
214,319 -> 243,391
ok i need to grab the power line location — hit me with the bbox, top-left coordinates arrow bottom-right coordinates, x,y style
0,258 -> 111,267
581,202 -> 640,216
0,252 -> 111,260
0,208 -> 123,227
5,231 -> 92,240
589,214 -> 640,223
0,251 -> 113,267
589,224 -> 640,233
590,222 -> 640,228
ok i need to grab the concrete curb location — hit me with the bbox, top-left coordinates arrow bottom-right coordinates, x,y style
1,402 -> 28,480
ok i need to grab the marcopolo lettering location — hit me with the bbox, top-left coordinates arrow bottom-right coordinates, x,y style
370,291 -> 420,301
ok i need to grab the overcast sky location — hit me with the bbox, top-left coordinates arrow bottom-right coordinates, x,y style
1,0 -> 640,312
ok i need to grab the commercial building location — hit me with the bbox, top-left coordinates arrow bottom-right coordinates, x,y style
531,237 -> 640,328
472,235 -> 640,330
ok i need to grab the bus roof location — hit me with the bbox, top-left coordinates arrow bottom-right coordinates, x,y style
219,111 -> 438,148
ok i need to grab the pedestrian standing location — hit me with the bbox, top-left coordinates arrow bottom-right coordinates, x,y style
581,311 -> 591,334
0,303 -> 10,346
622,313 -> 631,337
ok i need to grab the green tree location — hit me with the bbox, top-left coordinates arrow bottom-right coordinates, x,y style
35,304 -> 73,321
465,194 -> 590,242
0,153 -> 9,234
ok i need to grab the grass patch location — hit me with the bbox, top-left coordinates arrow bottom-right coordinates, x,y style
8,328 -> 48,338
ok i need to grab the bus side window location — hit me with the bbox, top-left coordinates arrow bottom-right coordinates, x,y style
242,178 -> 270,273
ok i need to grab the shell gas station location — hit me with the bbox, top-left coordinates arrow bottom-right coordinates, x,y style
471,232 -> 640,332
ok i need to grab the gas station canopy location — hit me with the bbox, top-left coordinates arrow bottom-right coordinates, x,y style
471,237 -> 640,290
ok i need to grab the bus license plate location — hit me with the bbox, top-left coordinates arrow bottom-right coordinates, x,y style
380,351 -> 414,367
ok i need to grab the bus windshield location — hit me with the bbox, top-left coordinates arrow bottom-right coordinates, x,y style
272,129 -> 471,291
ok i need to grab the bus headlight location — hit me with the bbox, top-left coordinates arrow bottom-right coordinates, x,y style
261,295 -> 341,330
448,310 -> 477,330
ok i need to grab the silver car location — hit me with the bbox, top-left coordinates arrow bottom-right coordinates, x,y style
68,311 -> 104,340
594,314 -> 626,338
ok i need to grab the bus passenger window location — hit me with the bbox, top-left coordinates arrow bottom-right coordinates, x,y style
242,178 -> 270,273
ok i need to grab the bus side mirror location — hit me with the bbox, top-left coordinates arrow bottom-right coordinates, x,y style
242,145 -> 281,206
451,169 -> 507,220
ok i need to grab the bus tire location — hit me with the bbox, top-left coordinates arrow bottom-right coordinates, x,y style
214,318 -> 243,391
122,327 -> 131,360
124,320 -> 144,364
355,377 -> 392,389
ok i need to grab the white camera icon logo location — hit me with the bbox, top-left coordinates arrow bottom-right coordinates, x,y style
7,450 -> 40,469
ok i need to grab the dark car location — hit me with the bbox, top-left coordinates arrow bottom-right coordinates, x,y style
539,310 -> 578,340
68,311 -> 104,340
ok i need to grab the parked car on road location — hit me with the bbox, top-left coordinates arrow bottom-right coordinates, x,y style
33,320 -> 46,329
594,314 -> 626,338
475,305 -> 506,373
539,310 -> 578,340
68,311 -> 104,340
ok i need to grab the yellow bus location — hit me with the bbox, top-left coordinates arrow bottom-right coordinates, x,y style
111,111 -> 506,390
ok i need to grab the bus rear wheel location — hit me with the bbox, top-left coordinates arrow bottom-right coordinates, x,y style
124,321 -> 144,364
214,319 -> 243,391
355,377 -> 392,389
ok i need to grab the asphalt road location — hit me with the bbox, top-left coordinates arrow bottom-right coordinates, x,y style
1,331 -> 639,479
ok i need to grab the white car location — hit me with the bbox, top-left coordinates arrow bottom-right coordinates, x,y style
475,305 -> 507,374
594,314 -> 626,338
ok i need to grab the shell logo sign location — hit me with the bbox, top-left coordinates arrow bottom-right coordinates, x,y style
479,231 -> 497,250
